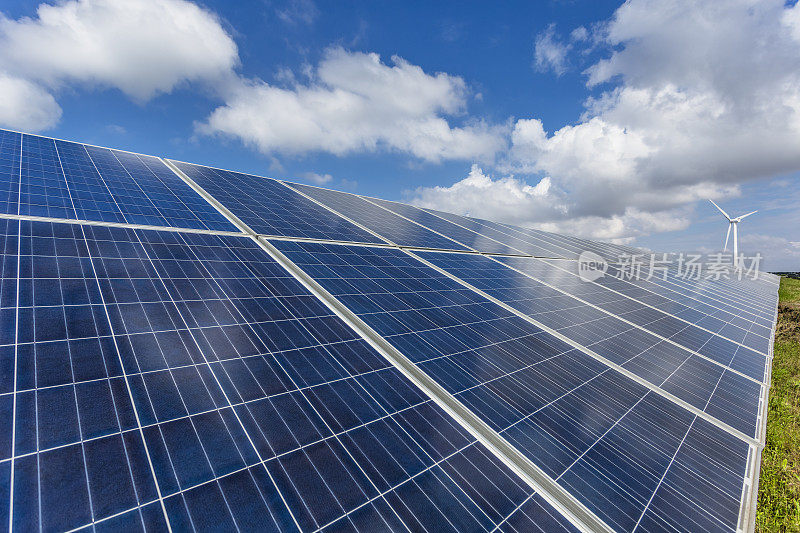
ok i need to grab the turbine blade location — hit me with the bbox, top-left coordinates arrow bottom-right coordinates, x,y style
737,210 -> 757,220
724,223 -> 731,251
708,199 -> 731,220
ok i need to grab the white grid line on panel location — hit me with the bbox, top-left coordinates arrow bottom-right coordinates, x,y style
50,138 -> 174,531
406,249 -> 760,448
487,255 -> 765,387
254,236 -> 614,533
7,130 -> 23,531
542,259 -> 771,357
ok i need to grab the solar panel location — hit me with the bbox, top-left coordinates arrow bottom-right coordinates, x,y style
612,260 -> 778,324
541,258 -> 773,354
492,255 -> 770,371
272,240 -> 757,531
421,208 -> 573,258
1,130 -> 237,231
287,183 -> 471,251
0,130 -> 20,215
0,128 -> 779,532
365,197 -> 528,256
169,161 -> 386,244
416,250 -> 764,439
81,145 -> 236,230
4,219 -> 576,532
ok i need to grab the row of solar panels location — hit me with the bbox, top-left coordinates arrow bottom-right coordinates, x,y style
0,128 -> 779,532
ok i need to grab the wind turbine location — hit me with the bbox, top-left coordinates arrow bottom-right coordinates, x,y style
708,199 -> 757,267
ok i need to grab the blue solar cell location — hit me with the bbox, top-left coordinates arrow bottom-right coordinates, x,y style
170,161 -> 385,244
0,129 -> 238,231
272,240 -> 753,530
367,197 -> 527,255
2,220 -> 570,531
635,418 -> 749,532
0,130 -> 21,216
420,208 -> 570,258
19,134 -> 74,219
288,183 -> 471,251
495,255 -> 770,371
416,250 -> 763,438
608,260 -> 777,329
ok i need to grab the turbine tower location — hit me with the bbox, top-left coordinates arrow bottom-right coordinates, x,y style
708,199 -> 757,267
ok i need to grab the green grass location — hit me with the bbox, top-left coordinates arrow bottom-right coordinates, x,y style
779,277 -> 800,307
757,277 -> 800,532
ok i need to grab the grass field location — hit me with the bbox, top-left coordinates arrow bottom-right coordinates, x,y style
757,276 -> 800,532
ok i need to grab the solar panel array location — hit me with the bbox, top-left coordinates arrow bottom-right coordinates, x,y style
0,128 -> 779,533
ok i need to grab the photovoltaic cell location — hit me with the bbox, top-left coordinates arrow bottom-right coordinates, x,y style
421,208 -> 571,258
366,197 -> 527,256
0,130 -> 238,231
19,133 -> 74,219
493,255 -> 769,375
272,240 -> 751,531
542,258 -> 773,355
288,183 -> 471,251
625,261 -> 778,324
170,161 -> 385,244
0,130 -> 20,215
417,250 -> 763,439
2,220 -> 573,532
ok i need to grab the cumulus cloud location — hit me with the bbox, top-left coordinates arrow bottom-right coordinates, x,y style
534,24 -> 571,76
198,48 -> 507,162
0,0 -> 238,131
407,164 -> 692,242
0,73 -> 61,131
416,0 -> 800,242
409,164 -> 560,223
300,171 -> 333,185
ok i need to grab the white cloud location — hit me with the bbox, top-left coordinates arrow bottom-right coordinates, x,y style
276,0 -> 319,25
409,164 -> 558,222
739,233 -> 800,271
534,24 -> 570,76
199,48 -> 507,162
339,178 -> 358,191
0,73 -> 61,131
417,0 -> 800,243
0,0 -> 238,130
300,171 -> 332,185
407,164 -> 691,241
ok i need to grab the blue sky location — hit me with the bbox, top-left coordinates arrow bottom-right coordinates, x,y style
0,0 -> 798,270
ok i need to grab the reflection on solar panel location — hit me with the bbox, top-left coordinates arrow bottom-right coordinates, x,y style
367,197 -> 527,256
288,183 -> 471,251
0,128 -> 779,532
272,240 -> 756,531
415,251 -> 764,439
5,219 -> 572,532
170,161 -> 385,244
6,133 -> 238,231
422,208 -> 574,259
